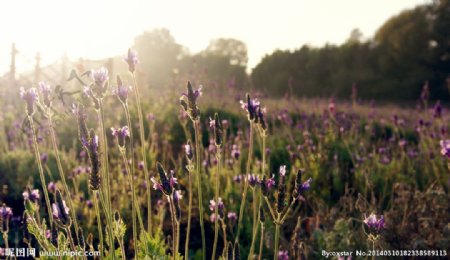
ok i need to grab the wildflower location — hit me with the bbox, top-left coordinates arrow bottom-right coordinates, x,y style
87,129 -> 101,191
124,48 -> 139,73
48,182 -> 56,193
0,204 -> 13,232
152,163 -> 177,195
111,126 -> 130,147
52,190 -> 71,227
227,212 -> 237,222
173,190 -> 182,220
278,250 -> 289,260
40,153 -> 48,164
240,93 -> 260,121
433,101 -> 442,119
184,141 -> 194,161
231,144 -> 240,159
364,213 -> 384,234
233,175 -> 243,183
113,75 -> 132,104
257,106 -> 267,131
279,165 -> 287,177
209,197 -> 225,212
136,161 -> 144,171
86,200 -> 93,209
20,87 -> 38,116
90,67 -> 109,98
38,81 -> 52,108
23,189 -> 40,203
293,169 -> 312,200
440,140 -> 450,159
180,81 -> 202,121
248,174 -> 259,187
72,104 -> 89,149
212,113 -> 223,146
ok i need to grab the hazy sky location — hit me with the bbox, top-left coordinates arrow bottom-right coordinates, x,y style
0,0 -> 430,75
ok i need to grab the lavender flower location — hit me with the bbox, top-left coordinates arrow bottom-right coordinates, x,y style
364,213 -> 384,234
38,81 -> 52,108
90,67 -> 109,98
20,87 -> 38,116
138,161 -> 145,171
40,153 -> 48,164
240,93 -> 260,121
210,197 -> 225,219
48,182 -> 56,193
440,140 -> 450,159
52,190 -> 71,227
212,113 -> 223,146
0,204 -> 13,232
248,174 -> 259,187
433,101 -> 442,119
233,174 -> 243,183
111,126 -> 130,147
113,75 -> 132,104
180,81 -> 202,121
227,212 -> 237,222
184,141 -> 194,161
23,189 -> 40,203
87,129 -> 101,191
293,169 -> 312,200
124,48 -> 139,73
278,250 -> 289,260
72,103 -> 89,149
279,165 -> 287,177
152,162 -> 177,195
231,144 -> 240,159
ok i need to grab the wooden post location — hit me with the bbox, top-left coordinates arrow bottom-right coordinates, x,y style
10,43 -> 18,86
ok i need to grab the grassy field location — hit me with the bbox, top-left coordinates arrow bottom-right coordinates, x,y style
0,54 -> 449,259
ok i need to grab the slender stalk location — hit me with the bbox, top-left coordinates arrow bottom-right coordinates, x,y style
65,227 -> 76,252
93,192 -> 104,258
118,239 -> 126,260
98,100 -> 112,214
194,120 -> 206,259
212,147 -> 221,260
123,104 -> 145,231
131,72 -> 152,234
119,148 -> 138,257
99,191 -> 115,259
235,122 -> 254,243
258,224 -> 265,260
248,190 -> 260,260
220,219 -> 227,256
168,196 -> 177,259
274,214 -> 281,260
48,116 -> 80,241
28,115 -> 53,226
184,161 -> 194,260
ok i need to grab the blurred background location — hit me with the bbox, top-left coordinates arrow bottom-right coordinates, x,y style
1,0 -> 448,101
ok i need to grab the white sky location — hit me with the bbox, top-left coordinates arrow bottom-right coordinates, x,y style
0,0 -> 430,74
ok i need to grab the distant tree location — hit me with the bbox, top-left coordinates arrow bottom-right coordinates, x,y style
204,38 -> 248,67
133,29 -> 186,88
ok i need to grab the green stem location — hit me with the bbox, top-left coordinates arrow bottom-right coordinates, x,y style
124,104 -> 145,231
258,224 -> 264,260
28,115 -> 54,226
99,191 -> 115,259
131,72 -> 152,235
168,196 -> 177,259
65,227 -> 76,252
274,215 -> 281,260
98,100 -> 112,214
119,148 -> 138,257
93,192 -> 104,258
212,148 -> 221,260
194,120 -> 206,260
185,161 -> 193,260
235,122 -> 254,243
48,116 -> 80,242
248,189 -> 260,260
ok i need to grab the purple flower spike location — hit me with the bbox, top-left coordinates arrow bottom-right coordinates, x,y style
440,140 -> 450,159
248,174 -> 259,187
92,67 -> 109,88
266,175 -> 276,189
48,182 -> 56,193
278,250 -> 289,260
20,87 -> 38,115
124,49 -> 139,73
38,81 -> 52,108
227,212 -> 237,222
113,76 -> 132,103
364,213 -> 385,234
279,165 -> 287,176
111,126 -> 130,147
